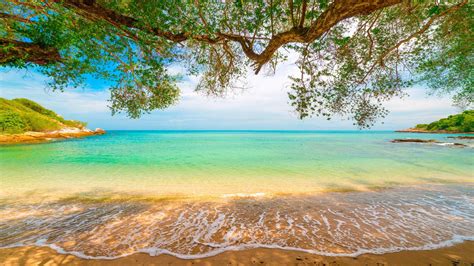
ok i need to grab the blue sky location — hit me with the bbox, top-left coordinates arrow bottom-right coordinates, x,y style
0,59 -> 461,130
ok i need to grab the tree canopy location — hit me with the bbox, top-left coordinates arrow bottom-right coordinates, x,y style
1,0 -> 472,127
414,110 -> 474,133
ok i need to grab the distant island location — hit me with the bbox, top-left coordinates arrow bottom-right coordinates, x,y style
397,110 -> 474,134
0,98 -> 104,144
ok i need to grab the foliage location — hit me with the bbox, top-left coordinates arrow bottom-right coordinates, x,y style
415,110 -> 474,132
0,97 -> 86,133
0,110 -> 26,134
0,0 -> 472,127
12,98 -> 87,127
12,98 -> 60,119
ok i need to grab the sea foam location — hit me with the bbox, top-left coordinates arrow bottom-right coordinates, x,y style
0,184 -> 473,260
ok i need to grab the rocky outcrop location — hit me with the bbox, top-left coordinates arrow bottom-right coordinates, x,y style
446,136 -> 474,140
0,128 -> 105,145
391,138 -> 467,147
391,139 -> 438,143
94,128 -> 106,134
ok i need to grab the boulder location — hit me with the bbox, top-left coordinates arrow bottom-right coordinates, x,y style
94,128 -> 106,134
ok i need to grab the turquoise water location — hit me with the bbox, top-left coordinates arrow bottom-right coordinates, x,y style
1,131 -> 473,198
0,131 -> 473,258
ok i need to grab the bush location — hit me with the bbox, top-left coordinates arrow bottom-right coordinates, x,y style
13,98 -> 58,119
22,113 -> 62,132
63,120 -> 87,128
415,123 -> 428,129
0,110 -> 27,133
462,115 -> 474,132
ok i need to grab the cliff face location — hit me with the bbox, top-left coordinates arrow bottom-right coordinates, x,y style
0,98 -> 104,144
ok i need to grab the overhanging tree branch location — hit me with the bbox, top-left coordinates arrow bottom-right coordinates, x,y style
0,39 -> 61,65
0,0 -> 470,125
377,0 -> 468,67
0,12 -> 33,24
56,0 -> 404,74
358,0 -> 468,85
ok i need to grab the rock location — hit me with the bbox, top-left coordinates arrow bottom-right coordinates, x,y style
56,128 -> 82,134
391,139 -> 467,148
24,131 -> 46,137
94,128 -> 106,134
391,139 -> 438,143
446,136 -> 474,140
452,143 -> 467,147
1,127 -> 105,145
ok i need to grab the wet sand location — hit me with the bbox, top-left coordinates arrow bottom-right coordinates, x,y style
1,241 -> 473,266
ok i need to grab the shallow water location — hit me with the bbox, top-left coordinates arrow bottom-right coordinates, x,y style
0,131 -> 473,258
1,131 -> 473,198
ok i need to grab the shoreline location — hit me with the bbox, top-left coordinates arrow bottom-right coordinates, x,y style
395,128 -> 474,134
1,241 -> 473,265
0,128 -> 105,145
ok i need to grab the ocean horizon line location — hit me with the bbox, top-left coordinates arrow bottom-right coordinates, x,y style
101,129 -> 400,132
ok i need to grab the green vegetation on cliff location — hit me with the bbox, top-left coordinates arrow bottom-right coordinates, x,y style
415,110 -> 474,133
0,98 -> 86,134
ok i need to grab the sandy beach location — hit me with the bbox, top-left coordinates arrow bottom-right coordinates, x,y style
1,241 -> 473,265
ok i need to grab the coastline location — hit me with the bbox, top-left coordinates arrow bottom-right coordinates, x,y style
395,128 -> 474,134
1,241 -> 473,265
0,128 -> 105,145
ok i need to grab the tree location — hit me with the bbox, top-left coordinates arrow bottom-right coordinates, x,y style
0,0 -> 472,127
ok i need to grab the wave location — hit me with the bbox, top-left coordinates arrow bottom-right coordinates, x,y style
1,184 -> 473,260
2,235 -> 473,260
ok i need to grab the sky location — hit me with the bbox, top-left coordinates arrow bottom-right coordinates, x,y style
0,58 -> 461,130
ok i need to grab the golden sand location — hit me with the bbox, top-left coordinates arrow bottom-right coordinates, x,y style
1,241 -> 473,266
